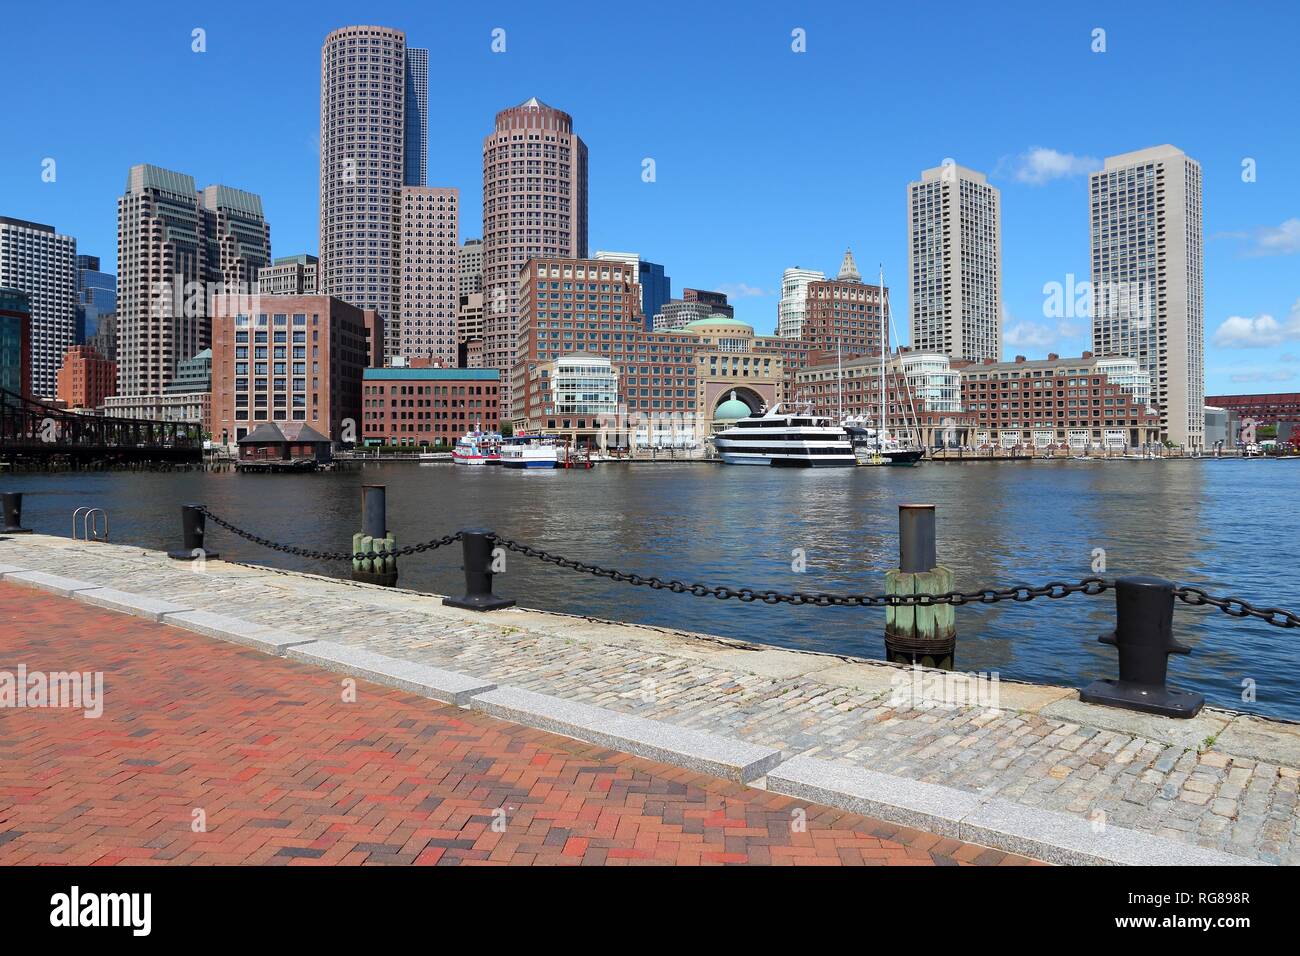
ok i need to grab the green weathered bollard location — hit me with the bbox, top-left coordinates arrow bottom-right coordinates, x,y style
351,486 -> 398,587
884,505 -> 956,669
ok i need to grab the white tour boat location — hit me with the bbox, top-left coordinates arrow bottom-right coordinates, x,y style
712,401 -> 856,467
499,435 -> 561,469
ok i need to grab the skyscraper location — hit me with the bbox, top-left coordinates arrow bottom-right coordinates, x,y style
115,164 -> 269,404
398,186 -> 459,366
907,162 -> 1001,362
1090,145 -> 1204,448
801,249 -> 888,359
319,25 -> 429,363
0,216 -> 77,399
75,254 -> 116,344
456,239 -> 483,296
777,267 -> 825,338
482,97 -> 588,414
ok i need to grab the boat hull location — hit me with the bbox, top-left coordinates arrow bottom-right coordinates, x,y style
501,459 -> 557,469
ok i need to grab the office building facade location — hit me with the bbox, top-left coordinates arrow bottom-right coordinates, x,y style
398,186 -> 458,365
0,216 -> 77,399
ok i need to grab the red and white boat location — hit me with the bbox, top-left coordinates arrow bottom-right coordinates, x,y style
452,430 -> 502,465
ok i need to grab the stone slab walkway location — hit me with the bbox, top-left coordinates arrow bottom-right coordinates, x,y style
0,582 -> 1033,866
1,534 -> 1296,863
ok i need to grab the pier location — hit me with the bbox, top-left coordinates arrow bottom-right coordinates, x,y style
2,529 -> 1297,864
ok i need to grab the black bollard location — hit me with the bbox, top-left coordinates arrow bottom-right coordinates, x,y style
443,530 -> 514,611
167,504 -> 218,560
1080,576 -> 1204,718
2,492 -> 32,533
352,484 -> 397,587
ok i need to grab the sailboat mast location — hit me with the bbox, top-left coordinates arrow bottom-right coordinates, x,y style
836,337 -> 843,422
878,265 -> 886,450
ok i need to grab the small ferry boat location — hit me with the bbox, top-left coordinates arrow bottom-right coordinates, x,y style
452,430 -> 502,465
500,435 -> 561,469
841,418 -> 925,466
713,403 -> 856,467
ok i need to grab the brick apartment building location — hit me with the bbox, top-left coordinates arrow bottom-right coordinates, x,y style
953,352 -> 1161,449
209,294 -> 377,446
362,366 -> 500,447
1203,392 -> 1300,426
55,344 -> 117,410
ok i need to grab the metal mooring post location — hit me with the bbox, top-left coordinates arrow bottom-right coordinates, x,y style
352,484 -> 398,587
167,504 -> 217,560
885,504 -> 955,669
444,530 -> 514,611
1080,576 -> 1204,718
2,492 -> 32,534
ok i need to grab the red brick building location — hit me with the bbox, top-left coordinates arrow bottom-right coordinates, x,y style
799,250 -> 888,361
0,287 -> 32,398
953,352 -> 1161,449
511,258 -> 701,428
55,345 -> 117,410
1204,392 -> 1300,426
362,367 -> 500,447
209,294 -> 376,446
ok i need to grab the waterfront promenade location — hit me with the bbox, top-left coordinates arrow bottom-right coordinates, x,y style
1,533 -> 1296,865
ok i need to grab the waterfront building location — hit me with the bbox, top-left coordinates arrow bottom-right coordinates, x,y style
682,288 -> 733,318
456,239 -> 483,296
908,163 -> 1002,363
676,317 -> 784,431
86,312 -> 118,365
208,294 -> 374,446
56,345 -> 117,411
362,366 -> 500,447
1203,392 -> 1300,427
0,215 -> 77,399
257,254 -> 319,295
953,352 -> 1161,450
116,164 -> 270,404
511,257 -> 698,444
0,287 -> 32,398
595,251 -> 671,330
800,250 -> 888,359
482,97 -> 588,416
1090,145 -> 1204,448
796,350 -> 977,447
75,254 -> 116,344
319,25 -> 429,363
1203,405 -> 1230,448
515,354 -> 619,445
777,267 -> 824,339
398,186 -> 458,366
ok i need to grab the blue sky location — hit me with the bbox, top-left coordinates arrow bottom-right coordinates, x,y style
3,0 -> 1297,395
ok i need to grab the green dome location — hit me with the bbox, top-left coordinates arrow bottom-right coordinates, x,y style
714,398 -> 752,421
683,316 -> 753,332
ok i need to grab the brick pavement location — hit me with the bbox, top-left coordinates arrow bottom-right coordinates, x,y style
2,535 -> 1296,864
0,583 -> 1035,866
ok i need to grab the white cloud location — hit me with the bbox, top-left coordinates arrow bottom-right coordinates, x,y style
1229,369 -> 1294,384
1211,300 -> 1300,347
714,282 -> 770,299
1003,305 -> 1086,350
1003,147 -> 1101,186
1248,218 -> 1300,257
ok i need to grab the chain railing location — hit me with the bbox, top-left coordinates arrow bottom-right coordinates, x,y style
195,506 -> 461,563
140,497 -> 1300,720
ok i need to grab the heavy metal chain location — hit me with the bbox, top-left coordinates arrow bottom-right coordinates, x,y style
187,514 -> 1300,628
489,534 -> 1110,608
1174,586 -> 1300,629
196,507 -> 461,562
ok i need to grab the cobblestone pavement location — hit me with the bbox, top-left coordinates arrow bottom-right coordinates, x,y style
0,582 -> 1039,866
2,535 -> 1298,864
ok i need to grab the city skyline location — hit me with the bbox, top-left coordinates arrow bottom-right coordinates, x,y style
2,2 -> 1297,397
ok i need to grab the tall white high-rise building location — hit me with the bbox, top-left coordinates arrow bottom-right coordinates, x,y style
907,163 -> 1001,362
0,215 -> 76,399
1089,145 -> 1204,449
776,267 -> 824,338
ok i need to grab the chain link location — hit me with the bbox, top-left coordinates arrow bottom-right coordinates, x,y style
488,534 -> 1112,609
189,513 -> 1300,628
1173,586 -> 1300,629
196,507 -> 460,562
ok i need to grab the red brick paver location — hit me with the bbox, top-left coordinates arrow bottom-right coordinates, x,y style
0,583 -> 1038,865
